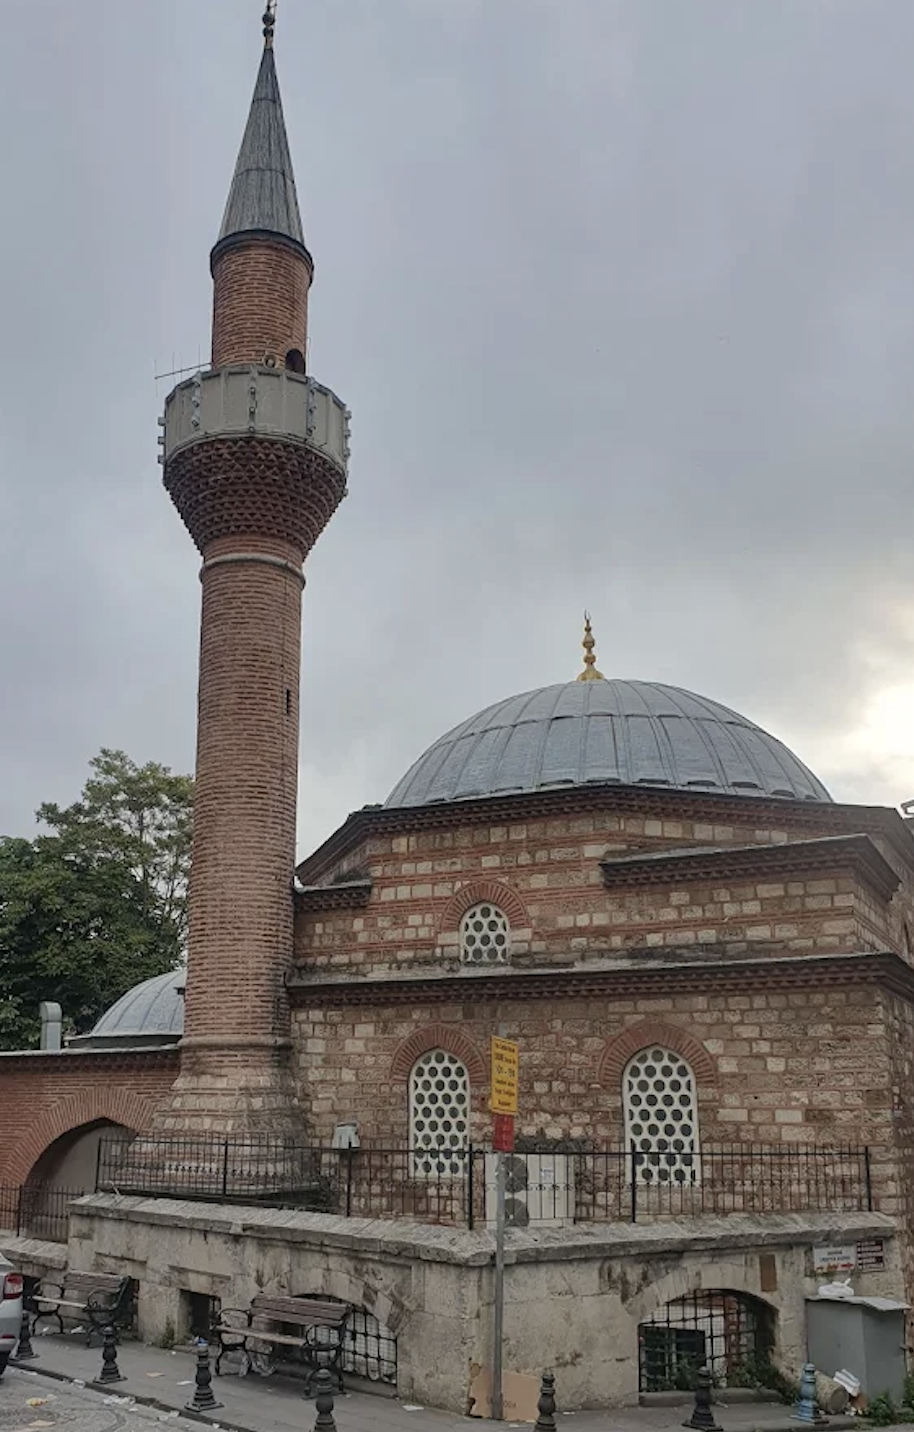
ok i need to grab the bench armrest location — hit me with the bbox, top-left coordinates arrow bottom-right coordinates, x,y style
86,1288 -> 122,1327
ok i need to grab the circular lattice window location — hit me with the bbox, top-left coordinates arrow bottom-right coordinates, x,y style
409,1049 -> 470,1178
460,903 -> 510,965
623,1047 -> 700,1185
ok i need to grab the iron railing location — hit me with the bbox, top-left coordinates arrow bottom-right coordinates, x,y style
0,1184 -> 90,1243
95,1136 -> 873,1229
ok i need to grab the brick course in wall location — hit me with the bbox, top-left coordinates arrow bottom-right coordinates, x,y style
211,238 -> 311,368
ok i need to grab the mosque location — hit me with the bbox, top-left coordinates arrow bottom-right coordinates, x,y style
1,4 -> 913,1414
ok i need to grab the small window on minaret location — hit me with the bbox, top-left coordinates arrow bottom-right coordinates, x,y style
285,689 -> 292,716
285,349 -> 305,375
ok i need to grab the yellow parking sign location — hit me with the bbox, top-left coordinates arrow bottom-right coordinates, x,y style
490,1036 -> 519,1115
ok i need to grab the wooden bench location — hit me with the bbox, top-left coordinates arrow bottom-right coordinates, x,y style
212,1294 -> 351,1391
31,1272 -> 135,1346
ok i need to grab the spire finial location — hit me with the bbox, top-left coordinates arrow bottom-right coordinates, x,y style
263,0 -> 277,48
576,612 -> 605,682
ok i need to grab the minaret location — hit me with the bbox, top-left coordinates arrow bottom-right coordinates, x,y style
156,4 -> 349,1133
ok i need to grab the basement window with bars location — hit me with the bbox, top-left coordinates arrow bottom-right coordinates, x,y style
623,1047 -> 700,1186
409,1050 -> 470,1178
459,903 -> 510,965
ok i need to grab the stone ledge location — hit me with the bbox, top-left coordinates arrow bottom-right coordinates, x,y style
69,1196 -> 894,1268
502,1209 -> 897,1264
0,1231 -> 67,1275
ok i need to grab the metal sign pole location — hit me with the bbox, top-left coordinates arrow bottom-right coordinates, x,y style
492,1146 -> 506,1419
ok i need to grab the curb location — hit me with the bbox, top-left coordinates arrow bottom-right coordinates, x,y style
8,1358 -> 252,1432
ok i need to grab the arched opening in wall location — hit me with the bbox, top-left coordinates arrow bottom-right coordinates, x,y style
292,1293 -> 397,1389
638,1290 -> 775,1393
20,1120 -> 132,1242
285,348 -> 305,374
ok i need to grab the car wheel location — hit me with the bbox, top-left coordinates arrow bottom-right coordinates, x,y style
0,1351 -> 9,1378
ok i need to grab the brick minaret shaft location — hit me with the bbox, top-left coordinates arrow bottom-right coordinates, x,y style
156,13 -> 349,1132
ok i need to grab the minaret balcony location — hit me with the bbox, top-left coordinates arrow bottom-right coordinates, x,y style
161,365 -> 349,477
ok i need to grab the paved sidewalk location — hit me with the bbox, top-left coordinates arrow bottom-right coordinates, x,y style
7,1333 -> 856,1432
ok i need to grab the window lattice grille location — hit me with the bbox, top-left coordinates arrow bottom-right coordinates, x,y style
460,903 -> 510,965
409,1050 -> 470,1178
623,1047 -> 700,1185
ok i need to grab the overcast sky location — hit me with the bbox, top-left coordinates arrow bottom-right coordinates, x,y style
3,0 -> 914,857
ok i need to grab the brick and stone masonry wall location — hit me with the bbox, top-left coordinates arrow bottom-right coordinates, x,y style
0,1051 -> 177,1186
295,803 -> 912,974
290,979 -> 899,1204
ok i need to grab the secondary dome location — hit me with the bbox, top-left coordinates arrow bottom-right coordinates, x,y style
69,968 -> 185,1050
385,679 -> 831,809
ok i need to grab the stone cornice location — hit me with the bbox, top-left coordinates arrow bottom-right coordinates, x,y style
294,878 -> 372,912
295,785 -> 914,886
600,833 -> 901,903
287,949 -> 914,1009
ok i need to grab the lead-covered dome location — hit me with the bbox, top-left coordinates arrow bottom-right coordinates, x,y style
385,680 -> 831,809
68,968 -> 185,1050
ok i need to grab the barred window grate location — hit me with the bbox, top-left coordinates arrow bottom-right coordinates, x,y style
460,903 -> 509,965
409,1050 -> 470,1178
623,1047 -> 700,1186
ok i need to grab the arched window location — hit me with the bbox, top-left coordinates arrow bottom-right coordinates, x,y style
409,1049 -> 470,1178
623,1046 -> 700,1186
459,903 -> 510,965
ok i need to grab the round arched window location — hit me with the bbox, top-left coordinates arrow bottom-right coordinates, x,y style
409,1049 -> 470,1178
623,1046 -> 700,1186
459,903 -> 510,965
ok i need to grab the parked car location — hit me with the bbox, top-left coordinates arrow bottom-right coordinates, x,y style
0,1252 -> 23,1375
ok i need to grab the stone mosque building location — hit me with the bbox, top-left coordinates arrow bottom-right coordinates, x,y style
2,6 -> 914,1414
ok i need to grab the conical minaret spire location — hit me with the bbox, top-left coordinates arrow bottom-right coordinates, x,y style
212,3 -> 309,271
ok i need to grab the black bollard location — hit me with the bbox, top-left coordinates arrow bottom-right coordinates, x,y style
313,1368 -> 338,1432
535,1371 -> 557,1432
98,1324 -> 126,1384
14,1306 -> 37,1362
683,1366 -> 722,1432
185,1339 -> 223,1412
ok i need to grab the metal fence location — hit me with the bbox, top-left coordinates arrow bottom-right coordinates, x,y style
96,1136 -> 872,1228
0,1184 -> 89,1243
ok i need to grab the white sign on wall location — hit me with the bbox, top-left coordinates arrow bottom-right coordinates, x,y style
812,1244 -> 857,1274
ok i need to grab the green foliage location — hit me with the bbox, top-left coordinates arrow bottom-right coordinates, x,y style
726,1355 -> 797,1404
869,1393 -> 899,1426
902,1373 -> 914,1411
0,749 -> 193,1049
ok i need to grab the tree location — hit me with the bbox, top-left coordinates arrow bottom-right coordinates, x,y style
0,750 -> 193,1050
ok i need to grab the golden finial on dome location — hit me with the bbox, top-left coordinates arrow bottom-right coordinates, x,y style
576,612 -> 605,681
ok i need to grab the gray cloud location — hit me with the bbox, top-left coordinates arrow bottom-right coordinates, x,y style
2,0 -> 913,856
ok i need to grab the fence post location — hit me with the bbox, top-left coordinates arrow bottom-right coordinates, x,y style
467,1144 -> 475,1231
630,1144 -> 638,1223
864,1147 -> 873,1211
345,1150 -> 353,1218
221,1139 -> 230,1198
16,1185 -> 22,1238
95,1138 -> 104,1192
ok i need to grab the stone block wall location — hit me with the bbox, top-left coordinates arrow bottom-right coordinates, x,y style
66,1195 -> 902,1411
